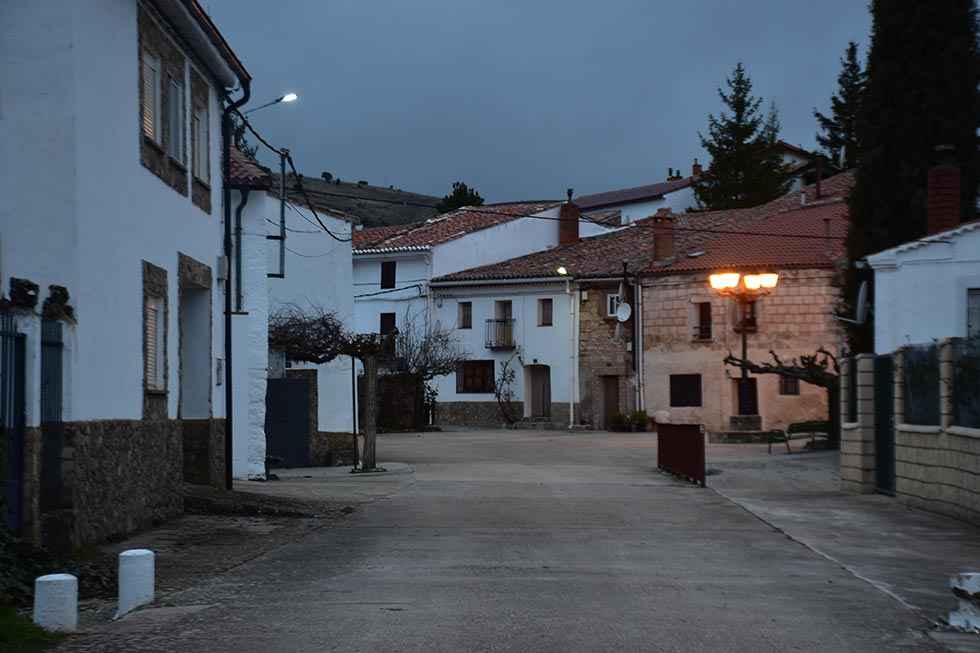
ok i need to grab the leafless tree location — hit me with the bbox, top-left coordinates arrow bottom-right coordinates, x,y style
494,348 -> 523,425
268,304 -> 348,364
723,347 -> 841,447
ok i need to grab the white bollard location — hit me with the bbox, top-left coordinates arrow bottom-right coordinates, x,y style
33,573 -> 78,632
949,572 -> 980,630
116,549 -> 155,618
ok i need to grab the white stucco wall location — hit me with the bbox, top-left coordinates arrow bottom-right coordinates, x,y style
611,187 -> 698,224
353,252 -> 430,334
430,285 -> 575,411
869,225 -> 980,353
0,1 -> 227,424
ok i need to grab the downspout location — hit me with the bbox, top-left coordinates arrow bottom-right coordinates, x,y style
222,82 -> 251,489
234,189 -> 250,312
634,273 -> 644,411
567,278 -> 575,429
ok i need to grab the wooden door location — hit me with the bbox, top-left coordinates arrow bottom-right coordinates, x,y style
736,378 -> 758,415
530,366 -> 551,418
602,376 -> 620,426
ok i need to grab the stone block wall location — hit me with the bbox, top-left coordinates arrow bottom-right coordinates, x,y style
438,401 -> 521,427
578,282 -> 635,428
840,354 -> 876,493
182,418 -> 225,488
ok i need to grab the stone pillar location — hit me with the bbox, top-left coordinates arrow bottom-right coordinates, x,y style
939,338 -> 955,429
894,348 -> 905,426
361,354 -> 377,470
840,354 -> 876,493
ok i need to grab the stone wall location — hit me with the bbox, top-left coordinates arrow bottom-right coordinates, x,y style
20,427 -> 42,545
642,269 -> 841,433
438,401 -> 522,428
182,418 -> 225,488
578,281 -> 635,429
839,355 -> 876,493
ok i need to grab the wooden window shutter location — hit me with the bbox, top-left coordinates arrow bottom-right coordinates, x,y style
145,301 -> 158,387
142,53 -> 160,141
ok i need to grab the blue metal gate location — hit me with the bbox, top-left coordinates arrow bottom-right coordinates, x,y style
874,355 -> 895,495
1,311 -> 26,532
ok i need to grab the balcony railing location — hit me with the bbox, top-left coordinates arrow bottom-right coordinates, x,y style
691,324 -> 712,340
485,319 -> 516,350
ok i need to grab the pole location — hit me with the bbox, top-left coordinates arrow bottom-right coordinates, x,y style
740,299 -> 749,415
351,354 -> 359,468
279,149 -> 287,277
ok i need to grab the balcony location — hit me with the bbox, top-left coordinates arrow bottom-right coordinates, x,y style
691,324 -> 712,341
485,319 -> 516,350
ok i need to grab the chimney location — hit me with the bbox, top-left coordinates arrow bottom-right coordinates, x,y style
559,188 -> 580,246
652,208 -> 674,261
691,158 -> 702,177
927,145 -> 960,236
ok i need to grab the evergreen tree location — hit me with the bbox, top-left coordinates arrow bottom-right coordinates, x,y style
694,63 -> 792,210
814,42 -> 865,168
438,182 -> 484,213
844,1 -> 979,352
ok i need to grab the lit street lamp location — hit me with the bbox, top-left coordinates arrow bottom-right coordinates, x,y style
708,272 -> 779,425
244,92 -> 298,115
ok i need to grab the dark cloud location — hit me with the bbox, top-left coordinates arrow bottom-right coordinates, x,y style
206,0 -> 869,201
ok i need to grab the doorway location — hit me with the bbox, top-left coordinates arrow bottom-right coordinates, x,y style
602,376 -> 620,428
734,378 -> 758,415
526,365 -> 551,419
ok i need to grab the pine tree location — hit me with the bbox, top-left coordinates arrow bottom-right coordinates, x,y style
694,63 -> 792,210
814,42 -> 865,169
844,1 -> 979,353
438,182 -> 484,213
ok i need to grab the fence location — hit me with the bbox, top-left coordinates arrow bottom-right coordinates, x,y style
903,343 -> 940,426
657,423 -> 705,486
952,338 -> 980,428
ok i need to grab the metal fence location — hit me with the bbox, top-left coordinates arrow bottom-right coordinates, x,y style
846,356 -> 857,422
1,311 -> 26,532
952,338 -> 980,429
657,423 -> 705,486
903,343 -> 940,426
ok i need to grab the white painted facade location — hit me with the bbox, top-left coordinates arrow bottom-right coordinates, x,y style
0,0 -> 232,427
608,186 -> 698,224
429,282 -> 578,418
867,222 -> 980,353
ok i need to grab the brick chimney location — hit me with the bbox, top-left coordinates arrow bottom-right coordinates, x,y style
652,208 -> 674,260
691,158 -> 702,177
927,145 -> 960,236
559,188 -> 580,246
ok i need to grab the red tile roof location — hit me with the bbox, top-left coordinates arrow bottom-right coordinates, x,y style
352,202 -> 560,253
431,171 -> 854,283
228,147 -> 272,189
575,177 -> 695,211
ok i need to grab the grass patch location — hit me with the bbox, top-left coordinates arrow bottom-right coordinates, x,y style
0,606 -> 64,653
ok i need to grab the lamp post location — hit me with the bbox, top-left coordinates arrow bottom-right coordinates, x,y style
708,272 -> 779,427
243,92 -> 298,116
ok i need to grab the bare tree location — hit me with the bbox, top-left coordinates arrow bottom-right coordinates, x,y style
494,348 -> 523,425
723,348 -> 841,448
268,304 -> 348,364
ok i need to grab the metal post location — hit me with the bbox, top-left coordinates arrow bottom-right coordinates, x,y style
279,149 -> 287,277
351,355 -> 359,468
740,299 -> 749,415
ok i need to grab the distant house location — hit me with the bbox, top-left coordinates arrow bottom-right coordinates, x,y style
575,163 -> 701,225
0,0 -> 249,548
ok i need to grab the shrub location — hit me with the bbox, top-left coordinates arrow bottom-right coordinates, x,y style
629,410 -> 649,431
609,412 -> 629,432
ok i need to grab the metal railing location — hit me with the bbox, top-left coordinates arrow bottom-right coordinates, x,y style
485,319 -> 515,350
691,324 -> 712,340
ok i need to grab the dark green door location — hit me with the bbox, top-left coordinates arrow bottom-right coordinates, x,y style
874,355 -> 895,494
265,378 -> 311,468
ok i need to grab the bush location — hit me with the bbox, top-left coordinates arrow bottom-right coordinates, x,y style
629,410 -> 649,432
609,413 -> 630,432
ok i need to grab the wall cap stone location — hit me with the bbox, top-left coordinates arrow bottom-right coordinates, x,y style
947,426 -> 980,440
897,424 -> 942,434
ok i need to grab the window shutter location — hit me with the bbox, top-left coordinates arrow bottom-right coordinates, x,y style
145,303 -> 158,387
142,54 -> 160,140
167,77 -> 185,162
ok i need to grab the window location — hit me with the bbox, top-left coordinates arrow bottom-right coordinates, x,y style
456,360 -> 495,393
144,296 -> 165,390
191,105 -> 209,181
779,375 -> 800,396
380,261 -> 396,289
968,289 -> 980,338
141,51 -> 161,143
538,298 -> 553,327
380,312 -> 396,335
693,301 -> 712,340
669,374 -> 702,407
495,300 -> 512,320
166,76 -> 186,163
606,293 -> 621,318
458,301 -> 472,329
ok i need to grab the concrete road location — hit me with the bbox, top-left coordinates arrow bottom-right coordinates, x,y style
62,430 -> 948,652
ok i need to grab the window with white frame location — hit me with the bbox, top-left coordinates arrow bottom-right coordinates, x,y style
538,297 -> 553,326
166,76 -> 186,163
141,51 -> 162,143
191,105 -> 209,181
606,293 -> 621,318
144,296 -> 166,391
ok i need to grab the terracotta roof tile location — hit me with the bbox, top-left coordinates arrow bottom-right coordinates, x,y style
575,177 -> 695,211
228,147 -> 272,189
352,202 -> 560,253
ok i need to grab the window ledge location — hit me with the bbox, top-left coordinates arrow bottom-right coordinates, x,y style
896,423 -> 942,434
947,425 -> 980,439
170,156 -> 188,172
143,133 -> 164,153
145,387 -> 167,396
842,422 -> 860,431
193,176 -> 211,190
691,337 -> 713,343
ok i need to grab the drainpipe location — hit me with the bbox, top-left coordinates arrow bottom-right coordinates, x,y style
567,277 -> 575,429
222,82 -> 251,489
634,272 -> 644,411
234,190 -> 250,312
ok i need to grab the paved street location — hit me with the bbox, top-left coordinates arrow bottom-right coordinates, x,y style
60,430 -> 970,652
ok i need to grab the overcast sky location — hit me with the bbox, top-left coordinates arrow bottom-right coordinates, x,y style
206,0 -> 870,202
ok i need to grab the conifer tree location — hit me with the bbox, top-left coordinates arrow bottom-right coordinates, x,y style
694,63 -> 792,210
438,182 -> 484,213
814,42 -> 865,169
844,1 -> 979,352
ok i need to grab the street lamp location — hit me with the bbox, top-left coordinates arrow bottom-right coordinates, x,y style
708,271 -> 780,425
244,92 -> 299,115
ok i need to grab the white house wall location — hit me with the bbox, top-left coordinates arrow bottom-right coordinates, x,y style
870,226 -> 980,353
613,187 -> 698,224
353,252 -> 430,334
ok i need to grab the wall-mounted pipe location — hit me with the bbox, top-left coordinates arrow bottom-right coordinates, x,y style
234,189 -> 249,312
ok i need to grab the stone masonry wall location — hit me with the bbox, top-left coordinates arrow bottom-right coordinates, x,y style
840,354 -> 876,493
578,282 -> 635,429
642,269 -> 842,433
438,401 -> 522,428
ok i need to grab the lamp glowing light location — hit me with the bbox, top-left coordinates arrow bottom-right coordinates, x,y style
556,266 -> 568,276
758,273 -> 779,289
709,272 -> 740,290
743,274 -> 763,290
281,92 -> 298,103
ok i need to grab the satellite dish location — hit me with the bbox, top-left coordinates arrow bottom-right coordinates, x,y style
616,302 -> 632,322
834,280 -> 869,325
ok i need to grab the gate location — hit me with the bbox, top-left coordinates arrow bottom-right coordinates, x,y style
874,355 -> 895,494
265,377 -> 311,468
657,423 -> 705,486
40,320 -> 65,511
1,311 -> 26,532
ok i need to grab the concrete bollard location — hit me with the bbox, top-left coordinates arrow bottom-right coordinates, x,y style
116,549 -> 155,618
33,573 -> 78,632
949,572 -> 980,630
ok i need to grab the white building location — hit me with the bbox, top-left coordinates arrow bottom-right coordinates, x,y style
0,0 -> 249,547
229,155 -> 355,478
574,165 -> 700,225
